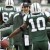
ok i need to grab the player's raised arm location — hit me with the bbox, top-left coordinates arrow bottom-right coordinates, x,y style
8,22 -> 28,38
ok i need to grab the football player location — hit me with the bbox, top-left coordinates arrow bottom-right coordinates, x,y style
2,2 -> 30,50
1,0 -> 16,50
13,3 -> 30,50
2,0 -> 16,23
6,2 -> 50,50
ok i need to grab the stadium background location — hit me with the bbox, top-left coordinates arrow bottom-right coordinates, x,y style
0,0 -> 50,50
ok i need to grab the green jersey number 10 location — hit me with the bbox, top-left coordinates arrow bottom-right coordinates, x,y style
29,17 -> 46,32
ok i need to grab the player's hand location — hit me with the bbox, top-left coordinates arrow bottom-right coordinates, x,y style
2,36 -> 9,41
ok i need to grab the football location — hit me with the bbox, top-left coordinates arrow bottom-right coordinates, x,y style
1,39 -> 9,49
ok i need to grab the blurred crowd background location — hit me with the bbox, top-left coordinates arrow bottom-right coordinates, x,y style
0,0 -> 50,11
0,0 -> 50,5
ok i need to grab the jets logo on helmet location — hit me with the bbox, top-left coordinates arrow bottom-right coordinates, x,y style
5,0 -> 14,7
31,3 -> 42,13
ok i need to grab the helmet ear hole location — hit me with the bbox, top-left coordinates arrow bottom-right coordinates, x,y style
5,0 -> 14,7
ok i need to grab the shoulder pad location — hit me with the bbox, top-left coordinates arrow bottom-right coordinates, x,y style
13,13 -> 19,18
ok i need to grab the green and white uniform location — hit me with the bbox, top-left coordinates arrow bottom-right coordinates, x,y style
2,7 -> 16,22
25,12 -> 49,50
1,7 -> 16,49
7,12 -> 29,50
1,7 -> 16,36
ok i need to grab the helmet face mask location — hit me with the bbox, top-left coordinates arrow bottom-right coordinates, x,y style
31,3 -> 42,14
5,0 -> 14,7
